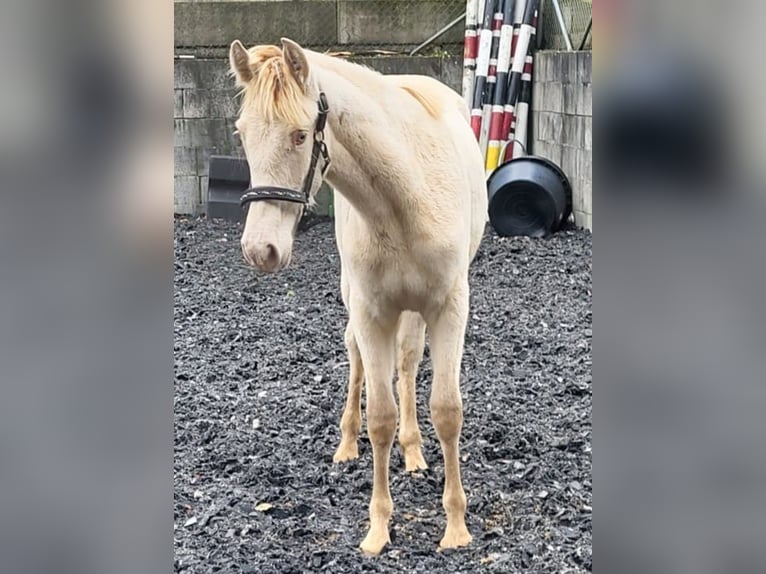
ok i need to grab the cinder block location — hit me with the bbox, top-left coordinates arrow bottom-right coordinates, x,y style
174,118 -> 233,149
174,119 -> 192,147
174,90 -> 184,119
549,52 -> 564,83
561,145 -> 578,182
543,82 -> 564,113
562,83 -> 577,114
535,52 -> 552,82
534,140 -> 563,165
576,82 -> 592,117
578,51 -> 592,83
532,81 -> 544,110
174,176 -> 200,215
175,1 -> 337,48
182,89 -> 211,119
174,147 -> 198,176
200,176 -> 210,205
338,1 -> 464,45
561,113 -> 580,148
582,116 -> 592,150
580,178 -> 592,214
538,111 -> 563,142
564,52 -> 578,84
530,111 -> 541,139
572,185 -> 583,213
197,148 -> 213,176
578,148 -> 593,183
174,59 -> 231,90
186,89 -> 240,118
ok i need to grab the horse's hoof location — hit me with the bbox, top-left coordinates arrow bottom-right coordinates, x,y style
403,449 -> 428,472
359,529 -> 390,556
332,442 -> 359,463
438,526 -> 472,550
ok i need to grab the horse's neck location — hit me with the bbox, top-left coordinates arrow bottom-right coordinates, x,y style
312,60 -> 422,231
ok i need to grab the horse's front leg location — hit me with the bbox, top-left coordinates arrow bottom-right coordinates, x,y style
350,297 -> 398,556
426,281 -> 472,550
334,322 -> 363,462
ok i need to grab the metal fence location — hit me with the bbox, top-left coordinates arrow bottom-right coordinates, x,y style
174,1 -> 591,56
539,0 -> 592,51
174,0 -> 467,56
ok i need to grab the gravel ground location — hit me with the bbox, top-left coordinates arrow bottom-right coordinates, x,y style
174,216 -> 592,573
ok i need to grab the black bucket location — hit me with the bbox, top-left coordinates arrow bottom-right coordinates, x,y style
486,156 -> 572,237
207,155 -> 250,221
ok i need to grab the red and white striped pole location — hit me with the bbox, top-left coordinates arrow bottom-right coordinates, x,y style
461,0 -> 480,107
501,0 -> 537,155
470,0 -> 497,142
484,0 -> 515,174
511,54 -> 533,159
500,0 -> 526,152
479,0 -> 505,159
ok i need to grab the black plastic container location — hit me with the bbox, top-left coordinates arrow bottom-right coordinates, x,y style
207,155 -> 250,221
486,156 -> 572,237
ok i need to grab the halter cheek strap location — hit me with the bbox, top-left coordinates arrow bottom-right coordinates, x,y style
240,92 -> 331,207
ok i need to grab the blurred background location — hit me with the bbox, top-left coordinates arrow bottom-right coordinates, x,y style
0,0 -> 764,572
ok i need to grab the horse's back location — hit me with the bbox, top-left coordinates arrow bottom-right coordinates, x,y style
387,74 -> 487,261
387,74 -> 469,122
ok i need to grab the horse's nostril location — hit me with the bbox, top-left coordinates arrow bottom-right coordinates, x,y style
263,243 -> 280,267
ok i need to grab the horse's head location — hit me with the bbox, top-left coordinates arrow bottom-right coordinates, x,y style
229,38 -> 325,273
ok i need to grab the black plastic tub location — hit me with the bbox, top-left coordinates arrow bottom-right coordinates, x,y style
486,156 -> 572,237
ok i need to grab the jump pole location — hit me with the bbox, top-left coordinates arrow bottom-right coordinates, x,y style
501,0 -> 537,155
470,0 -> 497,143
485,0 -> 515,174
510,54 -> 533,159
461,0 -> 480,107
500,0 -> 527,152
479,0 -> 506,160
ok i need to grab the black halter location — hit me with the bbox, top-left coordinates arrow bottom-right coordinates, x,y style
240,92 -> 331,207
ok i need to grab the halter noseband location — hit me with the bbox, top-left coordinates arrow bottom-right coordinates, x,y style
240,92 -> 331,207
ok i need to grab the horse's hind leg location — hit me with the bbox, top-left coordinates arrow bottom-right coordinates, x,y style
334,321 -> 364,463
396,311 -> 427,471
426,281 -> 472,550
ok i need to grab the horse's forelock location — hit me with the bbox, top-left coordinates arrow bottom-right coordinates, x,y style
239,45 -> 311,127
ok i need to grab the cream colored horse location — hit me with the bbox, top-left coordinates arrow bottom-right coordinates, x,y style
230,38 -> 487,555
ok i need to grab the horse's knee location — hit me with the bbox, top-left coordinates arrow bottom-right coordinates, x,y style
366,408 -> 397,447
429,396 -> 463,443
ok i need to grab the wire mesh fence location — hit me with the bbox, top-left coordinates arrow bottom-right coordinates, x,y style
174,0 -> 467,56
539,0 -> 592,50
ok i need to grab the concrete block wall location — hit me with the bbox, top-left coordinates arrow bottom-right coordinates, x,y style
174,55 -> 462,214
531,51 -> 592,230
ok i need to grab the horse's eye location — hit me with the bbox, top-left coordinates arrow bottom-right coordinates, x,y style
291,130 -> 308,147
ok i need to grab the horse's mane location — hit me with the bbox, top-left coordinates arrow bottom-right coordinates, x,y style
398,85 -> 443,119
237,45 -> 311,126
237,45 -> 443,125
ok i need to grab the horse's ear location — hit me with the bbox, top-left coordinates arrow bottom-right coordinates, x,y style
229,40 -> 253,86
281,37 -> 309,90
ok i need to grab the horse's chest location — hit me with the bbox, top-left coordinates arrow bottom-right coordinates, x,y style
348,243 -> 457,310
